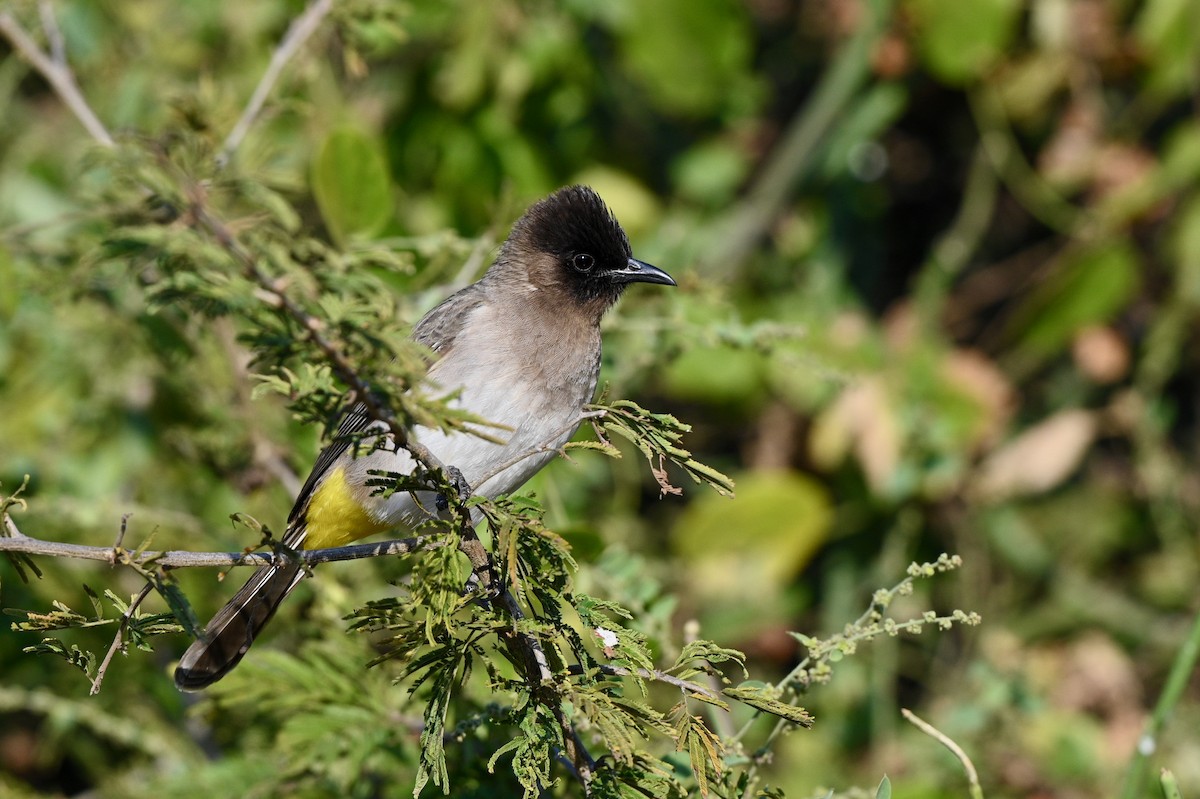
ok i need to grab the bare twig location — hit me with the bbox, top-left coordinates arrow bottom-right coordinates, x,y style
0,10 -> 114,146
4,514 -> 28,539
555,706 -> 593,791
567,663 -> 721,701
112,513 -> 131,555
471,409 -> 607,491
0,523 -> 439,568
36,0 -> 65,66
90,583 -> 154,696
216,0 -> 335,168
5,12 -> 592,787
901,708 -> 984,799
496,588 -> 553,683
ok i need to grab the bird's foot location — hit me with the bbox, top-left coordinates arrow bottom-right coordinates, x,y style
436,466 -> 472,511
462,570 -> 498,607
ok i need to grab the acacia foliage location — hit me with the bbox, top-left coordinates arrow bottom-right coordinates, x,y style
3,0 -> 1200,798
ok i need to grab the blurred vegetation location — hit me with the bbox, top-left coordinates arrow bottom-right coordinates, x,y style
2,0 -> 1200,796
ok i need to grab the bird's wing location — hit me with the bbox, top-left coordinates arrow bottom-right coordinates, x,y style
283,282 -> 489,543
412,282 -> 488,357
284,401 -> 373,544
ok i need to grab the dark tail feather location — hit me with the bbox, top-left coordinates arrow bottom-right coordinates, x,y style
174,562 -> 305,692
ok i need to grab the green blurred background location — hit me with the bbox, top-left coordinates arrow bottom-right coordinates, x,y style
2,0 -> 1200,796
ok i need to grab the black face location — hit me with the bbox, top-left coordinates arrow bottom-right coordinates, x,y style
514,185 -> 675,306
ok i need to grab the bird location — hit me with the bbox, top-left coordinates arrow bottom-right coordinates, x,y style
174,185 -> 676,690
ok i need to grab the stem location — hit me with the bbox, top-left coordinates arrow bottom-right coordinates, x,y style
902,708 -> 984,799
913,145 -> 998,327
565,663 -> 720,701
216,0 -> 335,168
1120,602 -> 1200,799
700,0 -> 893,274
967,83 -> 1084,234
0,10 -> 115,146
90,583 -> 155,695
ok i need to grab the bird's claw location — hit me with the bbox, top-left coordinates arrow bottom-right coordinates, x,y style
435,465 -> 472,511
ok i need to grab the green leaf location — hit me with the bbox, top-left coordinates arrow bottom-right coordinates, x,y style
673,640 -> 746,674
1008,239 -> 1140,358
670,471 -> 830,605
1135,0 -> 1200,96
907,0 -> 1021,84
312,127 -> 395,246
672,712 -> 723,797
591,400 -> 735,497
722,684 -> 814,727
617,0 -> 757,117
22,638 -> 98,678
1160,768 -> 1182,799
876,774 -> 892,799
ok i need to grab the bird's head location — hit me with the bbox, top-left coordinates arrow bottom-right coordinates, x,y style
495,185 -> 675,315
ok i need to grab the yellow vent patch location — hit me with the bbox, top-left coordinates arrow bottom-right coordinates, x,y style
302,467 -> 392,550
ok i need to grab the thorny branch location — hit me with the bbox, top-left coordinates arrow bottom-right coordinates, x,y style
0,5 -> 601,785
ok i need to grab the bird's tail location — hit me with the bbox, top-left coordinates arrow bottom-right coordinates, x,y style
174,559 -> 306,692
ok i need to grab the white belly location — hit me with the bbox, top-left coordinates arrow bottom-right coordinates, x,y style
343,309 -> 599,529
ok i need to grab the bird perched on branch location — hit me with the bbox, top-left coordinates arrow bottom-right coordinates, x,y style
175,185 -> 675,690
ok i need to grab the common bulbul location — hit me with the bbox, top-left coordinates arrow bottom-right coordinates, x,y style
175,185 -> 676,690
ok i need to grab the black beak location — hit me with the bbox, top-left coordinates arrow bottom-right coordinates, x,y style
610,258 -> 676,287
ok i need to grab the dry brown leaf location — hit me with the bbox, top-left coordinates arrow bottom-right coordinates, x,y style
1072,325 -> 1130,384
942,348 -> 1017,450
848,378 -> 902,494
974,409 -> 1097,500
809,376 -> 901,494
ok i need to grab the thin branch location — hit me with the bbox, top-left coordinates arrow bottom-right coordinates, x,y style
567,663 -> 720,701
4,514 -> 28,539
36,0 -> 65,67
90,583 -> 154,696
471,409 -> 607,491
0,523 -> 439,568
216,0 -> 335,168
4,14 -> 593,788
185,196 -> 455,484
1119,599 -> 1200,799
0,10 -> 114,146
699,0 -> 893,275
555,705 -> 593,792
497,588 -> 553,683
901,708 -> 984,799
967,83 -> 1084,234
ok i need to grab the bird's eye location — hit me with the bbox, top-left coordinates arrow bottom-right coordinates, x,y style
571,253 -> 595,273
